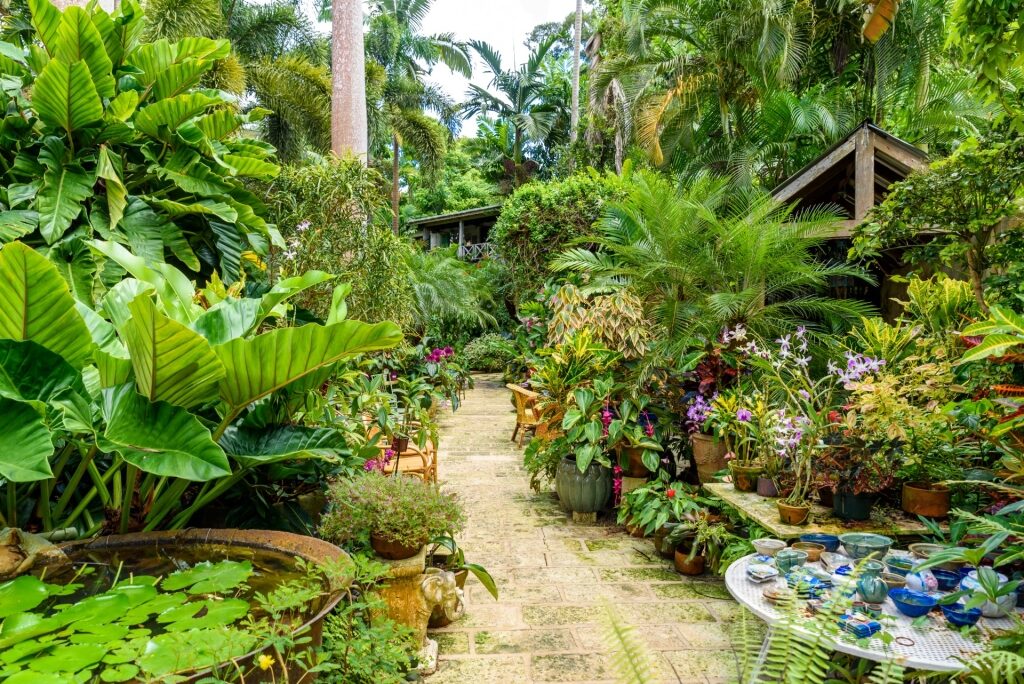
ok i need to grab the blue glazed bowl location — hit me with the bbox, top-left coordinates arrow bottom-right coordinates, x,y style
840,533 -> 893,560
931,568 -> 961,591
800,534 -> 840,553
889,588 -> 937,618
941,603 -> 982,628
884,555 -> 915,577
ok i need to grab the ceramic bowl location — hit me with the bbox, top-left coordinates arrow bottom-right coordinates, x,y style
839,533 -> 893,560
881,572 -> 906,591
752,539 -> 787,557
908,543 -> 963,571
884,555 -> 915,577
799,533 -> 840,553
820,551 -> 852,573
941,603 -> 982,628
776,548 -> 809,573
931,568 -> 961,591
888,588 -> 937,618
791,542 -> 826,562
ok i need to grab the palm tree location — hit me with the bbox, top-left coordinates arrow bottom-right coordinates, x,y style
551,171 -> 875,358
569,0 -> 583,147
403,247 -> 496,339
365,0 -> 471,233
464,35 -> 565,173
331,0 -> 368,159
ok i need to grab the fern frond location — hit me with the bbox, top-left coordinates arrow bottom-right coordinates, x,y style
601,604 -> 657,684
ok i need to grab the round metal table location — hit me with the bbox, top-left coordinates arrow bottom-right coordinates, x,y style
725,553 -> 1021,674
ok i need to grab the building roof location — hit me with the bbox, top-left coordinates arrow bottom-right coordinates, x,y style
406,204 -> 503,230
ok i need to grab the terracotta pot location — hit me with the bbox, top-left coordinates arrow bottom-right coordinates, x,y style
756,477 -> 779,498
625,522 -> 647,538
817,486 -> 834,508
555,457 -> 612,513
729,464 -> 761,493
392,435 -> 409,454
691,433 -> 728,483
652,523 -> 680,559
674,547 -> 706,576
777,501 -> 811,525
901,482 -> 951,518
618,446 -> 651,479
371,533 -> 423,561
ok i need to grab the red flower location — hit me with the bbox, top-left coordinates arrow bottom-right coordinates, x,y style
666,489 -> 676,499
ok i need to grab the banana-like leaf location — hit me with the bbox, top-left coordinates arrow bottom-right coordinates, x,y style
219,425 -> 346,465
89,240 -> 201,323
0,211 -> 38,242
27,0 -> 61,56
75,301 -> 125,355
327,283 -> 351,325
215,320 -> 402,412
100,384 -> 229,481
153,59 -> 212,100
0,339 -> 86,403
0,242 -> 93,368
49,236 -> 96,302
96,147 -> 126,229
96,349 -> 133,388
101,278 -> 155,329
37,162 -> 94,244
220,154 -> 279,179
0,397 -> 53,482
55,7 -> 115,98
32,58 -> 103,134
134,92 -> 218,141
120,294 -> 224,409
106,90 -> 139,121
255,271 -> 334,326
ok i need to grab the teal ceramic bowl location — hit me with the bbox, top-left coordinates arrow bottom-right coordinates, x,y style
839,533 -> 893,560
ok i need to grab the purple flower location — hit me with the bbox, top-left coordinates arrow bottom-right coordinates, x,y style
736,408 -> 752,422
798,389 -> 810,400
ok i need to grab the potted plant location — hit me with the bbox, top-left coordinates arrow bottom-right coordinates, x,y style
898,429 -> 963,518
818,438 -> 895,520
617,476 -> 708,557
919,535 -> 1021,618
703,390 -> 769,492
426,534 -> 499,627
665,518 -> 737,576
556,378 -> 616,515
320,472 -> 465,561
683,341 -> 740,483
609,394 -> 663,478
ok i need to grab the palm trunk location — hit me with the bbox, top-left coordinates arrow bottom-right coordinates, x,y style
391,135 -> 400,235
331,0 -> 368,160
569,0 -> 583,147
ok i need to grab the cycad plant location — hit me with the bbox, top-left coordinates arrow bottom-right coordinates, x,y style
552,171 -> 874,358
402,247 -> 496,341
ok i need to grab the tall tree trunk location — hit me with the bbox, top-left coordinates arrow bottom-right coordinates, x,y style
391,135 -> 400,235
569,0 -> 583,147
331,0 -> 368,160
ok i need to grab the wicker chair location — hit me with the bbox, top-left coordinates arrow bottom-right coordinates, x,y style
506,383 -> 543,447
381,440 -> 438,482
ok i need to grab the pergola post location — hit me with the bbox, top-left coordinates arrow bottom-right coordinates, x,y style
457,220 -> 465,257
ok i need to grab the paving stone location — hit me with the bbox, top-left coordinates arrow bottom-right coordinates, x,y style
522,605 -> 602,626
468,583 -> 562,604
558,582 -> 654,603
615,601 -> 717,624
430,655 -> 529,683
660,648 -> 741,680
433,631 -> 471,654
530,653 -> 613,682
596,566 -> 681,583
473,628 -> 576,654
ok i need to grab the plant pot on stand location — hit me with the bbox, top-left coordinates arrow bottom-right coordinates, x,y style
691,433 -> 727,483
372,533 -> 424,561
757,477 -> 779,498
833,490 -> 876,521
555,456 -> 612,523
729,464 -> 761,493
901,482 -> 950,518
777,500 -> 811,525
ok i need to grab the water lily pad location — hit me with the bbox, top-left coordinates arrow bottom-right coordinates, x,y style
0,575 -> 49,618
29,643 -> 106,673
120,591 -> 187,624
154,600 -> 204,624
109,582 -> 157,608
1,636 -> 52,663
4,671 -> 66,684
161,598 -> 249,631
99,663 -> 139,682
161,560 -> 253,594
68,623 -> 130,643
52,593 -> 129,627
0,612 -> 61,648
138,628 -> 254,677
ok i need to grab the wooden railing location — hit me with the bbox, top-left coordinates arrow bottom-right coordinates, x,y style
459,242 -> 494,261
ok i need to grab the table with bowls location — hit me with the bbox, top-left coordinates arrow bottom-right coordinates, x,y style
726,535 -> 1022,674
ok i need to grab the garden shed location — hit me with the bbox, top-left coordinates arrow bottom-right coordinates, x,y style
408,204 -> 502,261
772,121 -> 930,315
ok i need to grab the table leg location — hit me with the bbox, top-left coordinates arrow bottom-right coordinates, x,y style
746,627 -> 774,684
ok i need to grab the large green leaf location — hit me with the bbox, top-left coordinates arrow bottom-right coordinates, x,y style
153,59 -> 212,100
0,211 -> 38,243
134,93 -> 218,141
191,298 -> 260,345
100,384 -> 229,481
219,425 -> 346,465
49,237 -> 97,303
0,242 -> 93,368
55,6 -> 115,98
32,58 -> 103,134
215,320 -> 402,412
96,147 -> 126,230
27,0 -> 61,56
89,240 -> 201,323
959,334 -> 1024,364
0,339 -> 85,403
255,271 -> 334,326
0,397 -> 53,482
37,162 -> 94,244
120,294 -> 223,408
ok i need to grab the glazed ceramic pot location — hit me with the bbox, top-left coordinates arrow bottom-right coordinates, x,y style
729,464 -> 761,493
901,482 -> 951,518
775,548 -> 808,573
555,457 -> 612,514
833,490 -> 876,521
691,433 -> 728,484
856,560 -> 889,604
674,547 -> 706,576
960,570 -> 1018,618
905,567 -> 938,594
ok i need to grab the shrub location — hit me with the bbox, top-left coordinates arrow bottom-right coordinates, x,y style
491,170 -> 627,301
462,333 -> 516,372
260,159 -> 415,325
321,473 -> 466,549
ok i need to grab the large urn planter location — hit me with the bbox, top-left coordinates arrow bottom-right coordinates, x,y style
555,457 -> 612,514
729,464 -> 761,493
691,433 -> 728,483
833,490 -> 876,521
901,482 -> 950,518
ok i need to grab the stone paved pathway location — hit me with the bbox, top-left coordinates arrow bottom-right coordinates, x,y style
428,374 -> 743,684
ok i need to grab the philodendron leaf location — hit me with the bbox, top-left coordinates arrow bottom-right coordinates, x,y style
214,319 -> 402,413
89,240 -> 201,323
32,58 -> 103,135
0,397 -> 53,481
219,425 -> 346,465
0,241 -> 93,368
120,294 -> 223,408
0,339 -> 86,403
100,384 -> 229,481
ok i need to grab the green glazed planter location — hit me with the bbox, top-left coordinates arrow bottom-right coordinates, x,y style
555,457 -> 612,514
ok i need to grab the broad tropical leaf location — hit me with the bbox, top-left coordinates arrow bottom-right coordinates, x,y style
89,240 -> 201,323
0,339 -> 86,403
0,211 -> 39,242
27,0 -> 61,56
0,397 -> 53,481
96,147 -> 127,229
32,58 -> 103,134
0,242 -> 93,368
120,294 -> 224,409
134,92 -> 218,141
100,384 -> 229,481
219,425 -> 346,465
191,298 -> 261,345
959,334 -> 1024,363
215,320 -> 402,412
55,6 -> 115,98
37,162 -> 94,244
